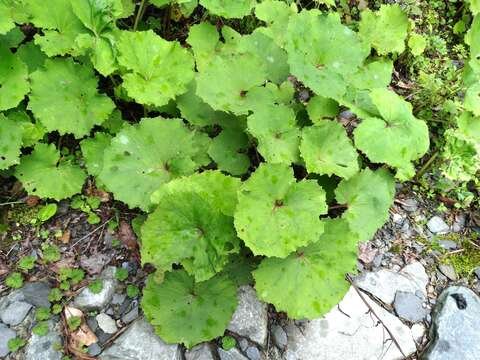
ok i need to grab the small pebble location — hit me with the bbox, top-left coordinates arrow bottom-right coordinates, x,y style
438,264 -> 458,281
88,343 -> 102,356
96,313 -> 118,334
272,325 -> 288,349
246,346 -> 261,360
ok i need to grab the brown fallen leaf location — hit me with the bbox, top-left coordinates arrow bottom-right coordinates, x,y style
64,306 -> 98,351
118,220 -> 138,250
25,195 -> 40,207
60,230 -> 71,244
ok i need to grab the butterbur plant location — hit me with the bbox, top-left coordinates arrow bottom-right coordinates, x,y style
0,0 -> 430,348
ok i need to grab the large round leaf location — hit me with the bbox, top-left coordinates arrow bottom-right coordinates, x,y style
199,0 -> 256,18
286,10 -> 369,100
234,163 -> 327,258
28,58 -> 115,138
247,105 -> 301,164
142,190 -> 239,282
335,168 -> 395,242
253,218 -> 358,319
99,117 -> 201,210
208,129 -> 250,176
142,270 -> 237,348
300,120 -> 359,179
15,143 -> 86,201
117,30 -> 195,107
0,43 -> 29,111
353,89 -> 430,180
0,114 -> 23,170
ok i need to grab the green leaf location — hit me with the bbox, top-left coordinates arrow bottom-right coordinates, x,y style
306,96 -> 339,124
18,256 -> 36,271
234,163 -> 327,257
6,272 -> 23,288
7,337 -> 26,352
286,10 -> 369,100
99,117 -> 202,210
142,190 -> 239,282
80,132 -> 112,177
0,43 -> 29,111
208,129 -> 250,176
15,143 -> 86,201
196,52 -> 267,114
353,89 -> 430,180
0,2 -> 15,34
457,111 -> 480,141
0,114 -> 23,170
28,59 -> 115,138
408,33 -> 427,56
247,105 -> 300,164
48,288 -> 63,302
221,336 -> 236,350
467,15 -> 480,73
41,243 -> 61,263
115,268 -> 129,281
359,4 -> 408,55
6,110 -> 47,147
255,0 -> 296,47
142,270 -> 237,348
335,168 -> 395,242
0,27 -> 25,47
28,0 -> 85,56
126,284 -> 140,298
38,203 -> 57,222
199,0 -> 256,18
350,60 -> 393,90
32,321 -> 49,336
253,218 -> 357,319
35,307 -> 51,321
15,42 -> 47,74
117,30 -> 195,107
300,121 -> 359,179
464,83 -> 480,117
88,279 -> 104,294
151,170 -> 241,217
67,316 -> 81,331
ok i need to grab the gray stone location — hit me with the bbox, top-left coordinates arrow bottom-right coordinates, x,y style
427,216 -> 450,234
438,264 -> 457,281
74,267 -> 117,311
218,348 -> 248,360
271,325 -> 288,349
355,261 -> 429,304
438,240 -> 458,251
227,286 -> 268,346
393,291 -> 428,322
474,267 -> 480,280
25,321 -> 63,360
246,346 -> 261,360
96,313 -> 118,334
401,198 -> 418,212
424,286 -> 480,360
88,343 -> 103,357
452,213 -> 466,232
0,300 -> 32,325
0,323 -> 16,357
111,293 -> 127,305
21,282 -> 51,308
100,317 -> 181,360
238,338 -> 249,352
87,317 -> 98,332
284,287 -> 418,360
122,304 -> 139,324
185,343 -> 216,360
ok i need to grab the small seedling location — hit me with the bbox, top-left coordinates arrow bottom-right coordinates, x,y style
52,304 -> 63,315
7,337 -> 26,352
32,321 -> 49,336
221,336 -> 237,351
37,203 -> 57,223
48,288 -> 63,302
67,316 -> 81,331
126,284 -> 140,298
5,272 -> 23,289
18,255 -> 36,271
41,243 -> 61,263
88,279 -> 104,294
36,307 -> 52,321
115,268 -> 129,281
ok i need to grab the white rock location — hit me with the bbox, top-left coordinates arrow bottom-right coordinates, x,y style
96,313 -> 118,334
218,348 -> 248,360
100,317 -> 181,360
411,323 -> 426,344
228,286 -> 268,346
185,343 -> 216,360
355,261 -> 429,305
0,323 -> 16,357
284,287 -> 418,360
74,266 -> 117,311
0,300 -> 32,325
427,216 -> 450,234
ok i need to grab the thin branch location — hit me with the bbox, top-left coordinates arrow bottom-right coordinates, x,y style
71,220 -> 111,248
133,0 -> 147,31
346,274 -> 407,359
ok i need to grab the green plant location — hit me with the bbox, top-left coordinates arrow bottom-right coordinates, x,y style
115,268 -> 129,281
221,335 -> 236,350
5,272 -> 23,289
32,321 -> 49,336
37,203 -> 57,223
88,279 -> 104,294
67,316 -> 81,331
0,0 -> 432,349
18,255 -> 36,271
7,337 -> 26,352
126,284 -> 140,298
48,288 -> 63,303
35,307 -> 52,321
70,195 -> 102,224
